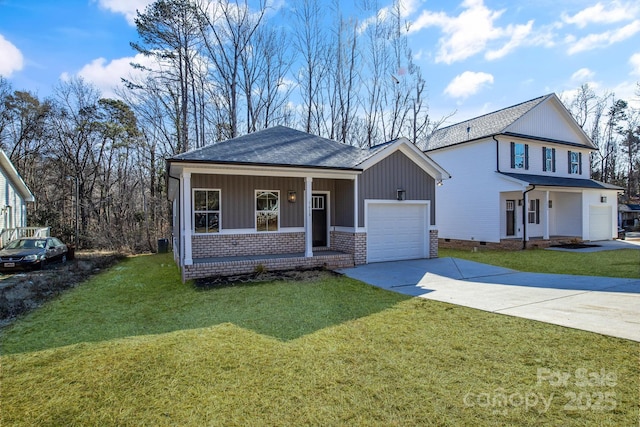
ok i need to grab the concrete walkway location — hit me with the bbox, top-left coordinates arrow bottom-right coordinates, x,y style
337,253 -> 640,342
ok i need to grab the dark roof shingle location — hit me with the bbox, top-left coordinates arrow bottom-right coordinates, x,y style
499,172 -> 623,190
170,126 -> 377,169
422,94 -> 551,150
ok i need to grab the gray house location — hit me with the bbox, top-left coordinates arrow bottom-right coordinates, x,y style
167,126 -> 449,281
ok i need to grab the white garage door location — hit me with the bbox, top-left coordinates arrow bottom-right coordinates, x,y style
367,203 -> 428,263
589,206 -> 612,241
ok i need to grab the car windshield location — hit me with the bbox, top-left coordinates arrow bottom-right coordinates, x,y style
5,239 -> 46,250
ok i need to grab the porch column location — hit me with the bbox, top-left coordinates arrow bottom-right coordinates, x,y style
353,176 -> 359,230
305,176 -> 313,257
543,191 -> 550,240
182,171 -> 193,266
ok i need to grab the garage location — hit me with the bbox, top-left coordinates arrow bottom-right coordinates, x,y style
589,205 -> 612,241
366,202 -> 429,263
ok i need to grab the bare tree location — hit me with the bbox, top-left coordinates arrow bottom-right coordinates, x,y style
198,0 -> 266,139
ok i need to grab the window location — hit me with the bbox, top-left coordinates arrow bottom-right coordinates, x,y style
510,142 -> 528,169
528,199 -> 540,224
543,147 -> 556,172
568,151 -> 582,174
193,189 -> 220,233
256,190 -> 279,232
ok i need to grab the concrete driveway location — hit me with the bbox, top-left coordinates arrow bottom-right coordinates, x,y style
337,248 -> 640,342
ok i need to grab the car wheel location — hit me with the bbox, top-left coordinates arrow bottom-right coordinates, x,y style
39,259 -> 46,270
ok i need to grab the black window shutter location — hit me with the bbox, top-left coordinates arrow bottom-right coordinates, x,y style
510,142 -> 515,168
524,144 -> 529,170
542,147 -> 547,171
579,152 -> 583,175
552,148 -> 556,172
536,199 -> 540,224
568,151 -> 572,173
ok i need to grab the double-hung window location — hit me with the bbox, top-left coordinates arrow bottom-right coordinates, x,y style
542,147 -> 556,172
510,142 -> 529,170
568,151 -> 582,174
193,189 -> 220,233
528,199 -> 540,224
256,190 -> 279,232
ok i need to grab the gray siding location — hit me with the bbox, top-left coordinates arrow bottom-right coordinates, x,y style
334,179 -> 354,227
358,151 -> 436,226
192,174 -> 305,228
191,174 -> 355,229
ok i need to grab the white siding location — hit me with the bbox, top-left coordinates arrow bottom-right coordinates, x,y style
0,172 -> 28,230
582,190 -> 618,241
432,140 -> 523,243
507,101 -> 586,145
498,137 -> 592,179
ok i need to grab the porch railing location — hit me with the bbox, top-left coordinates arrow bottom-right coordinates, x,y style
0,227 -> 51,248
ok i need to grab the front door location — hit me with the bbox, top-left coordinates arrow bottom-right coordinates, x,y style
506,200 -> 515,236
312,194 -> 327,247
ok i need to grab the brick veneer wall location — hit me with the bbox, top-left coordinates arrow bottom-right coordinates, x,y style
192,232 -> 305,258
429,229 -> 438,258
183,253 -> 354,281
354,233 -> 366,265
330,231 -> 354,254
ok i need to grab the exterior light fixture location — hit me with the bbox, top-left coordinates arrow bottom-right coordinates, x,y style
600,196 -> 607,203
436,180 -> 443,187
287,191 -> 297,203
396,189 -> 406,201
548,200 -> 552,209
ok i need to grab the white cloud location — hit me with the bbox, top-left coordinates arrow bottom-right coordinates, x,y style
93,0 -> 154,25
444,71 -> 494,98
62,54 -> 155,98
485,20 -> 534,60
630,53 -> 640,76
571,68 -> 596,82
409,0 -> 543,64
561,1 -> 637,28
567,19 -> 640,54
0,34 -> 24,77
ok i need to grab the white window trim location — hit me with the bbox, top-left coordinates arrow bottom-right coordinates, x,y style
255,189 -> 280,232
193,188 -> 221,234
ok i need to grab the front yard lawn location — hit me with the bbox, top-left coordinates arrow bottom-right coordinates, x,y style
1,253 -> 638,426
440,247 -> 640,278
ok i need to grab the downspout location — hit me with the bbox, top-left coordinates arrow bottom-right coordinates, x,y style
166,161 -> 181,265
493,135 -> 500,173
522,185 -> 536,249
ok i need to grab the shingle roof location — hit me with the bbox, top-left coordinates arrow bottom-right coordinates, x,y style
422,94 -> 552,151
499,172 -> 623,190
169,126 -> 380,170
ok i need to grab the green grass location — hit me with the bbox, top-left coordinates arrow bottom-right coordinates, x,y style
1,253 -> 638,426
440,248 -> 640,278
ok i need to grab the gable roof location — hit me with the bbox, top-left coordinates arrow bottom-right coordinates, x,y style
0,149 -> 35,203
170,126 -> 379,170
422,93 -> 595,151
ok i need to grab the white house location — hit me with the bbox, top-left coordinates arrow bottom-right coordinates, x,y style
0,148 -> 35,245
422,93 -> 621,247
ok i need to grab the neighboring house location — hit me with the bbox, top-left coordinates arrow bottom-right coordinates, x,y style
619,203 -> 640,229
421,93 -> 621,248
0,148 -> 35,247
167,126 -> 449,281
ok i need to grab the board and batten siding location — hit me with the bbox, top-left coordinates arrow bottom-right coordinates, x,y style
358,150 -> 436,227
191,174 -> 355,230
192,174 -> 305,229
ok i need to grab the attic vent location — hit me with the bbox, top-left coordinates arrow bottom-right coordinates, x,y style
466,126 -> 471,139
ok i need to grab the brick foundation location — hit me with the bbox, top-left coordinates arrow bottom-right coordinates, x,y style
183,252 -> 354,281
429,229 -> 438,258
438,236 -> 583,251
192,232 -> 305,258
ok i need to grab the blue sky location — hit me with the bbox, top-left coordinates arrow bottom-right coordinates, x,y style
1,0 -> 639,123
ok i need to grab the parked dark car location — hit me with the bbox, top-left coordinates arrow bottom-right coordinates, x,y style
0,237 -> 68,271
